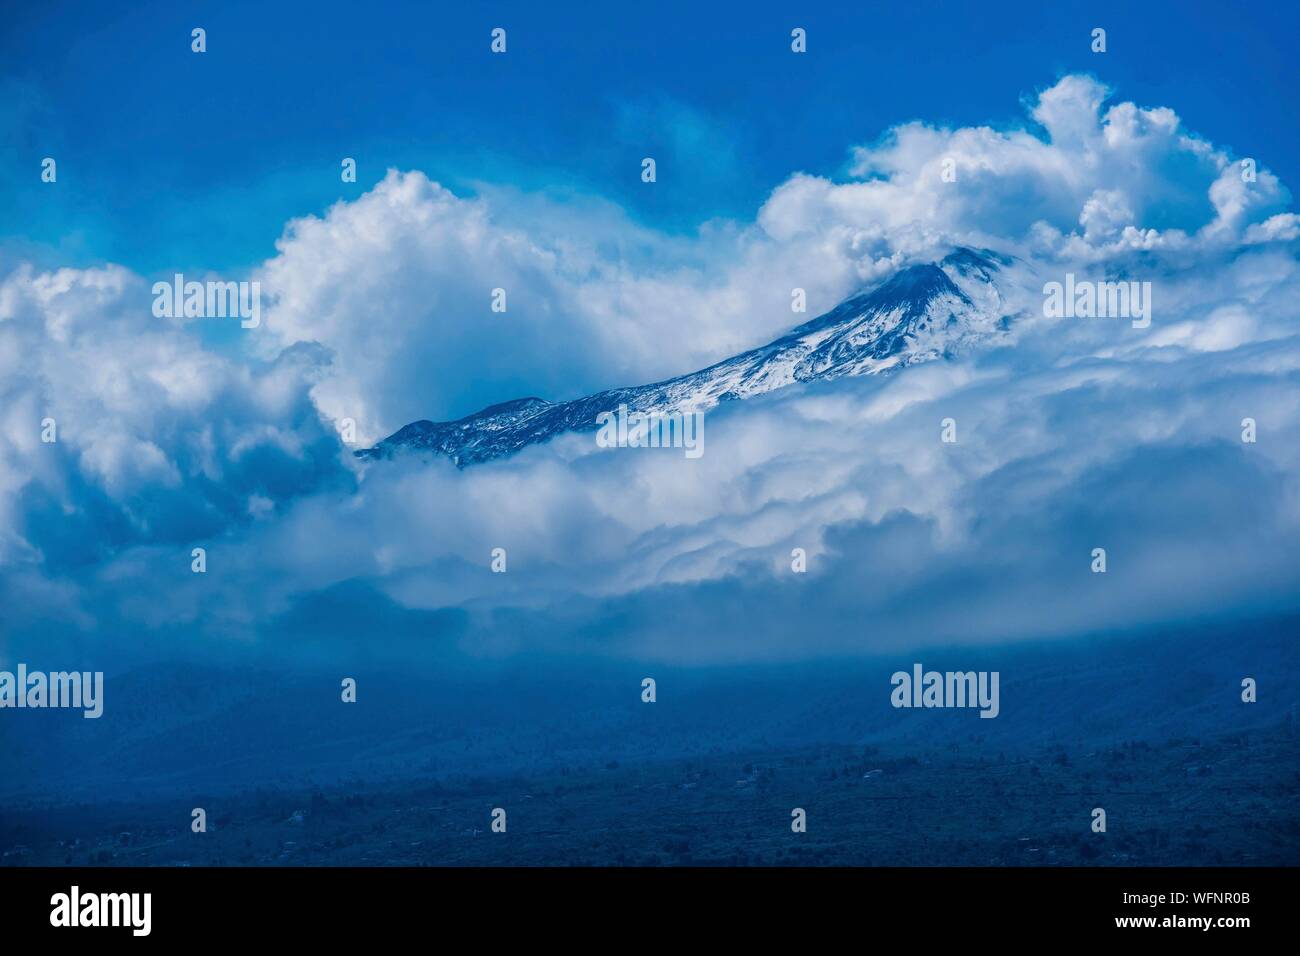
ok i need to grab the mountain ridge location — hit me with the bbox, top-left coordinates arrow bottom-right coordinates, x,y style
357,246 -> 1020,466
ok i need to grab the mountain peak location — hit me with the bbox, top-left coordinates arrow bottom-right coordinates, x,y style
875,261 -> 968,305
359,247 -> 1018,465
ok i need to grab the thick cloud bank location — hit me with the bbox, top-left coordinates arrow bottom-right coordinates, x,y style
1,76 -> 1297,664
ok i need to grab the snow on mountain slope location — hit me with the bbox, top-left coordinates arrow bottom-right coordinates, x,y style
357,247 -> 1023,465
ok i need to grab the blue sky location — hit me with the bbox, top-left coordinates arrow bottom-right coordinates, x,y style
3,0 -> 1298,275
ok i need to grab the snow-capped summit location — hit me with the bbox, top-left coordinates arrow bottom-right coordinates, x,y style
358,247 -> 1021,466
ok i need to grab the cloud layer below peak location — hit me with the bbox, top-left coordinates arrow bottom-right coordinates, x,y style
1,74 -> 1298,665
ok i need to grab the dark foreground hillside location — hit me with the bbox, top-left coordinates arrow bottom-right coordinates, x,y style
4,718 -> 1296,867
3,616 -> 1296,806
4,616 -> 1296,866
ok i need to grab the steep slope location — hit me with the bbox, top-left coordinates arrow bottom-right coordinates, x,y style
358,247 -> 1019,465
